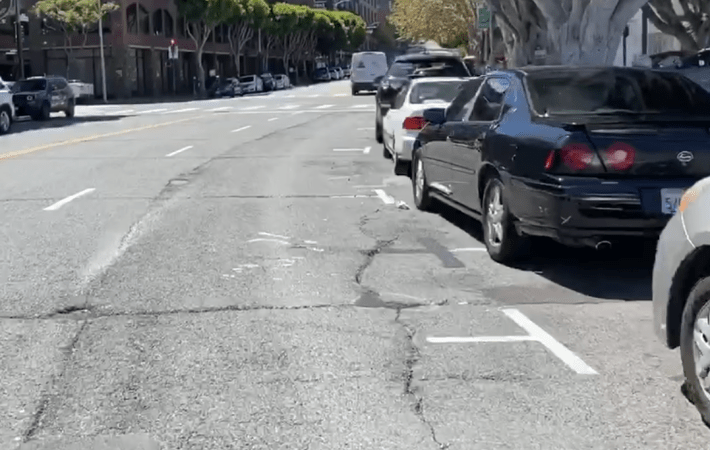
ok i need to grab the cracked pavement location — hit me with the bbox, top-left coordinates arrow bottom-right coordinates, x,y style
1,80 -> 709,449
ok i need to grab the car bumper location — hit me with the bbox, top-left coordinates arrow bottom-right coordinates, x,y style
14,104 -> 41,116
352,81 -> 376,91
653,211 -> 695,348
509,175 -> 696,247
394,134 -> 417,161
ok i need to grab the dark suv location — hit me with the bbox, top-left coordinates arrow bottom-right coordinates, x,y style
375,51 -> 471,143
12,76 -> 75,121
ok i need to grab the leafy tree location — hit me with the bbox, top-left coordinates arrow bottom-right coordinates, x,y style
175,0 -> 232,95
33,0 -> 119,78
226,0 -> 269,76
487,0 -> 648,66
390,0 -> 474,48
272,3 -> 313,76
643,0 -> 710,52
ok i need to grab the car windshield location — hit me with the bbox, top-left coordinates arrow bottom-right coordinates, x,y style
388,58 -> 470,78
409,81 -> 463,104
12,79 -> 47,92
526,69 -> 710,116
239,76 -> 254,83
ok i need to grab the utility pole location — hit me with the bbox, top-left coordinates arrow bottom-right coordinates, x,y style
14,0 -> 24,80
98,0 -> 107,103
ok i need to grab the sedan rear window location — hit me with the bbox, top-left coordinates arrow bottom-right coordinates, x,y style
409,81 -> 463,104
526,69 -> 710,116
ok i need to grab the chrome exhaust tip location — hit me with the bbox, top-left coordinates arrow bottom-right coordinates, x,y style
595,240 -> 612,251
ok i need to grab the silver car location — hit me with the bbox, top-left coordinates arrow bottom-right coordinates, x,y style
653,175 -> 710,424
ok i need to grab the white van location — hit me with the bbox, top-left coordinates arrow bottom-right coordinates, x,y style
350,51 -> 388,95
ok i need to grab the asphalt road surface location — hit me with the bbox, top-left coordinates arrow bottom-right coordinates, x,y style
1,80 -> 708,450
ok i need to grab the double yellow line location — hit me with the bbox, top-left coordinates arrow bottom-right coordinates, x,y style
0,116 -> 194,162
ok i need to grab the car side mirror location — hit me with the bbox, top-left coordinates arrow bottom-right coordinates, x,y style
423,108 -> 446,125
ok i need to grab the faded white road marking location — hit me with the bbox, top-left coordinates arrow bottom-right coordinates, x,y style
374,189 -> 395,205
231,125 -> 251,133
242,105 -> 265,110
111,109 -> 134,115
363,146 -> 371,154
258,232 -> 290,239
307,94 -> 320,98
351,104 -> 372,108
207,106 -> 232,112
502,308 -> 598,375
246,238 -> 290,245
450,247 -> 487,252
279,104 -> 300,110
137,108 -> 167,114
268,117 -> 278,122
334,93 -> 347,97
427,336 -> 536,343
292,111 -> 304,115
315,104 -> 334,109
333,148 -> 364,152
44,188 -> 95,211
163,107 -> 199,114
166,145 -> 193,157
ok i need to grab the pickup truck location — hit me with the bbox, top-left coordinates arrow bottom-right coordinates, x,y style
0,78 -> 14,135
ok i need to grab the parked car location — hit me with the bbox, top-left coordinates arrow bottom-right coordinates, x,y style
382,76 -> 469,176
329,67 -> 340,80
653,175 -> 710,425
312,67 -> 331,82
68,79 -> 94,101
214,78 -> 243,97
274,74 -> 291,89
411,66 -> 710,263
351,51 -> 388,95
0,79 -> 14,135
340,65 -> 351,78
11,76 -> 75,120
260,73 -> 276,92
239,75 -> 263,93
375,50 -> 471,144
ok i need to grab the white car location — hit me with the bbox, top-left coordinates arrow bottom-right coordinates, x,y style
239,75 -> 264,93
351,51 -> 387,95
0,78 -> 14,135
382,77 -> 467,176
274,74 -> 291,89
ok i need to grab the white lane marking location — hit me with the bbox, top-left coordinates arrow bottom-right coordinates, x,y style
258,232 -> 290,239
374,189 -> 395,205
502,308 -> 598,375
166,145 -> 193,157
268,117 -> 279,122
208,106 -> 232,112
354,185 -> 386,188
292,111 -> 304,115
333,148 -> 364,152
450,247 -> 487,252
44,188 -> 96,211
330,194 -> 377,198
163,107 -> 199,114
427,336 -> 536,343
279,104 -> 300,110
328,176 -> 353,180
111,109 -> 134,115
315,104 -> 334,109
363,146 -> 371,154
334,93 -> 347,97
231,125 -> 252,133
351,104 -> 372,108
358,127 -> 375,131
307,94 -> 320,98
242,105 -> 265,110
137,108 -> 168,114
246,238 -> 290,245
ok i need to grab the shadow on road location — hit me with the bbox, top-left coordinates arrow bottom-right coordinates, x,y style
438,204 -> 654,301
9,114 -> 128,135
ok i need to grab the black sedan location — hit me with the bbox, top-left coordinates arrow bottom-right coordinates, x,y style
375,51 -> 471,144
411,66 -> 710,264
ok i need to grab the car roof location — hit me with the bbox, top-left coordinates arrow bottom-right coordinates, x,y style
394,52 -> 463,63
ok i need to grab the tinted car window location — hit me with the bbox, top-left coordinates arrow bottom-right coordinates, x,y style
469,77 -> 510,121
239,76 -> 254,83
12,79 -> 47,92
388,58 -> 470,78
526,69 -> 710,116
446,78 -> 484,121
409,80 -> 463,104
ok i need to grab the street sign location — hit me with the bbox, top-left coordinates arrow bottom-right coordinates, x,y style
0,0 -> 11,20
478,7 -> 490,29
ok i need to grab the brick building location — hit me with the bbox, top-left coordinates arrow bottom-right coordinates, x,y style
0,0 -> 309,98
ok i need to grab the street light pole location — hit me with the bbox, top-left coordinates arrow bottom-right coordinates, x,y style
98,0 -> 107,103
14,0 -> 24,80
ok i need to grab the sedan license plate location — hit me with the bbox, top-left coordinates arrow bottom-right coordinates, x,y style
661,188 -> 685,215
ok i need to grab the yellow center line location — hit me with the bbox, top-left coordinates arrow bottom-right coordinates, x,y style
0,116 -> 195,162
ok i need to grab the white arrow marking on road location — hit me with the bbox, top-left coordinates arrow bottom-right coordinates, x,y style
279,104 -> 300,110
246,238 -> 291,245
242,105 -> 265,110
427,336 -> 536,343
44,188 -> 96,211
374,189 -> 395,205
315,104 -> 334,109
259,232 -> 290,239
502,308 -> 598,375
137,108 -> 168,114
231,125 -> 251,133
164,108 -> 199,114
166,145 -> 193,157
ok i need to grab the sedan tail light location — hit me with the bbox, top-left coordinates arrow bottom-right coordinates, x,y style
544,143 -> 603,172
403,116 -> 427,131
602,142 -> 636,171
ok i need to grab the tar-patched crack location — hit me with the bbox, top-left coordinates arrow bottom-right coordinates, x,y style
396,309 -> 449,450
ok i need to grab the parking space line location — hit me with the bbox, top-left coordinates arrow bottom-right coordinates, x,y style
502,309 -> 598,375
166,145 -> 193,157
44,188 -> 96,211
374,189 -> 395,205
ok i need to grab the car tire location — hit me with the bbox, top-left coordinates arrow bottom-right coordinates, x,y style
40,102 -> 51,120
394,153 -> 410,177
0,106 -> 11,135
65,100 -> 75,118
482,177 -> 528,264
412,151 -> 433,211
352,87 -> 358,96
375,105 -> 383,144
680,276 -> 710,425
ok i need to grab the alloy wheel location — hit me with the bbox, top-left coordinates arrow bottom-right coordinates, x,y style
0,110 -> 9,133
694,302 -> 710,400
486,185 -> 505,248
415,159 -> 424,201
